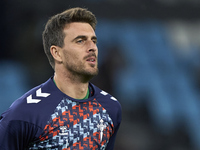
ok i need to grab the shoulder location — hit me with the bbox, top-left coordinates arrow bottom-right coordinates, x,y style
90,83 -> 122,127
0,85 -> 43,125
0,77 -> 63,126
91,83 -> 121,108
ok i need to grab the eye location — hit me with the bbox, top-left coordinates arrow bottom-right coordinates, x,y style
76,39 -> 85,44
92,39 -> 97,44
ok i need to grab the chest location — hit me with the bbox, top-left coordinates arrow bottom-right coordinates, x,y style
29,98 -> 114,150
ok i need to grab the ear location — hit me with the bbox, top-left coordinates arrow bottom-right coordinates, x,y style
50,45 -> 62,63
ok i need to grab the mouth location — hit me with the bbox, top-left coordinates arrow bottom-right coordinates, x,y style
86,57 -> 96,62
85,54 -> 97,66
86,57 -> 96,66
85,53 -> 97,63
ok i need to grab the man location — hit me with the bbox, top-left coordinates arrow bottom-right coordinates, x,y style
0,7 -> 122,150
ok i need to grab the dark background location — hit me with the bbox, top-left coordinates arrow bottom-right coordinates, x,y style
1,0 -> 200,149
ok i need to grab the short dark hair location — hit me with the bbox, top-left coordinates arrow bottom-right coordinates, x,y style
42,7 -> 97,69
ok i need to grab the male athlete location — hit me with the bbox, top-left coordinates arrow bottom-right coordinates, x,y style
0,7 -> 122,150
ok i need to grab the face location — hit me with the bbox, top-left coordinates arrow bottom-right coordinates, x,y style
60,22 -> 98,79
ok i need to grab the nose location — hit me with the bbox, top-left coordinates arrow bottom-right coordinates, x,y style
87,40 -> 98,52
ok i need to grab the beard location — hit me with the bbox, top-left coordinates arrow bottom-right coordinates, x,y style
69,64 -> 98,78
65,58 -> 99,82
62,50 -> 99,82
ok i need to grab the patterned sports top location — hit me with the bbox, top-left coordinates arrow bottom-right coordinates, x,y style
0,77 -> 122,150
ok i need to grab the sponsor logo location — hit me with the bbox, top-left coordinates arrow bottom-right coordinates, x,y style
27,88 -> 50,104
59,126 -> 68,136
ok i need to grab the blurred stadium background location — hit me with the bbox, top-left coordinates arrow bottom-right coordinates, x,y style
1,0 -> 200,149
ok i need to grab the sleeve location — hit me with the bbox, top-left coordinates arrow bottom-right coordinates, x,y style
105,121 -> 121,150
105,101 -> 122,150
0,119 -> 41,150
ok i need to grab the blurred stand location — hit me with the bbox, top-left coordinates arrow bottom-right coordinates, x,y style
1,0 -> 200,149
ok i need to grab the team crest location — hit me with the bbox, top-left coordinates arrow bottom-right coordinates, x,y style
97,119 -> 107,142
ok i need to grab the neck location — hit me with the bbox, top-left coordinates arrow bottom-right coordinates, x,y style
54,71 -> 89,99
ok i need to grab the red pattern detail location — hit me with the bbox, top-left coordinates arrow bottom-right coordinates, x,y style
38,99 -> 114,150
39,100 -> 105,141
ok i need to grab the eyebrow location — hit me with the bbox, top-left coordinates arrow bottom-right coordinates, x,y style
72,35 -> 97,42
